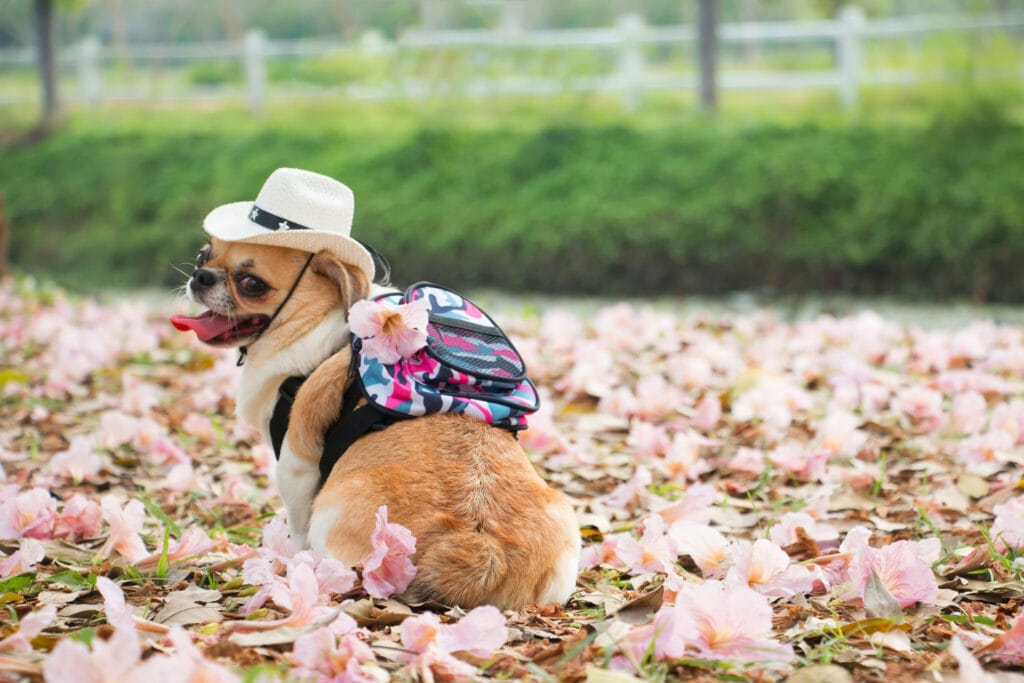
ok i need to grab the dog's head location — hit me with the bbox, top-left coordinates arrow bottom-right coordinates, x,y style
171,237 -> 369,352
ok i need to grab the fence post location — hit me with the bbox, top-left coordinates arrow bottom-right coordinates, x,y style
616,13 -> 645,112
243,29 -> 267,113
77,36 -> 101,107
837,5 -> 864,107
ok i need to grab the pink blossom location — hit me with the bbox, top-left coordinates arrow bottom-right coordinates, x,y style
44,608 -> 141,683
255,561 -> 353,630
518,403 -> 567,455
957,429 -> 1014,464
657,432 -> 712,482
727,539 -> 815,598
399,605 -> 507,680
768,442 -> 828,482
891,386 -> 945,432
0,604 -> 56,653
579,534 -> 632,570
598,387 -> 639,418
980,614 -> 1024,664
292,627 -> 380,683
349,298 -> 429,364
164,461 -> 199,492
669,356 -> 713,391
672,579 -> 794,662
97,410 -> 163,450
614,516 -> 677,574
690,393 -> 721,430
842,529 -> 939,608
127,627 -> 240,683
556,343 -> 616,399
949,635 -> 997,683
0,488 -> 59,540
990,400 -> 1024,445
182,413 -> 218,442
97,576 -> 135,630
54,494 -> 103,540
769,512 -> 839,547
731,380 -> 811,437
655,483 -> 715,525
728,446 -> 766,475
49,436 -> 103,482
816,412 -> 866,457
98,495 -> 150,563
240,540 -> 355,618
210,473 -> 254,506
669,523 -> 730,578
261,515 -> 300,566
118,373 -> 162,414
630,374 -> 684,422
951,391 -> 988,435
625,421 -> 669,459
991,495 -> 1024,552
250,442 -> 276,477
360,506 -> 417,599
605,465 -> 652,510
0,538 -> 46,578
137,526 -> 215,568
148,437 -> 191,465
315,556 -> 358,596
616,602 -> 695,667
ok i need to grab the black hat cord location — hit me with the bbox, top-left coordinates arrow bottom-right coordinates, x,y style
237,253 -> 315,366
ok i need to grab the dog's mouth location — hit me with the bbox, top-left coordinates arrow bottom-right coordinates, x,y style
170,311 -> 270,345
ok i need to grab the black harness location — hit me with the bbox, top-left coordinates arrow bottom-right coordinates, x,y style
268,372 -> 399,486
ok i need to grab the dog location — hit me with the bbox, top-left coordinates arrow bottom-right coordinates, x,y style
171,168 -> 580,609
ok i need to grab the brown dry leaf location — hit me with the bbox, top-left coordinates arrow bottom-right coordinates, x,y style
341,598 -> 413,627
956,472 -> 990,499
838,618 -> 912,637
958,580 -> 1024,603
153,584 -> 223,626
864,569 -> 902,620
228,618 -> 331,647
609,585 -> 663,625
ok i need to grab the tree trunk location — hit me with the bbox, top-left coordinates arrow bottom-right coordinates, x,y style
33,0 -> 59,127
697,0 -> 717,112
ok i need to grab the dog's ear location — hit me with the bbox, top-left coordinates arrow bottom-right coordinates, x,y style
311,250 -> 369,312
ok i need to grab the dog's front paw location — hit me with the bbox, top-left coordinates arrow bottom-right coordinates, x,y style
289,527 -> 309,549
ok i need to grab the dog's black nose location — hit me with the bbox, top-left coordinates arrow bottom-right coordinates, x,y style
192,268 -> 218,290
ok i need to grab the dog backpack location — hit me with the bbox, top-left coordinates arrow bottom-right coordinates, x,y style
352,282 -> 540,429
268,282 -> 540,486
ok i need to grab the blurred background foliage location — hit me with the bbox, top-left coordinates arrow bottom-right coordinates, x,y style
0,0 -> 1022,301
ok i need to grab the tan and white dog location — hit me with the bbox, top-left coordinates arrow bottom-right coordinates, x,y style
172,169 -> 579,609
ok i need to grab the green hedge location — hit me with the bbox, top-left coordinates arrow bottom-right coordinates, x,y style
3,110 -> 1023,299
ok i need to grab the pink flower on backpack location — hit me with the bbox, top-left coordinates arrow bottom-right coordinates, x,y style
349,298 -> 429,364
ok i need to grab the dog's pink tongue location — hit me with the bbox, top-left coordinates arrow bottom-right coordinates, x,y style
170,312 -> 236,342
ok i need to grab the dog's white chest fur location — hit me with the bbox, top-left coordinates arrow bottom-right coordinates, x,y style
236,309 -> 349,545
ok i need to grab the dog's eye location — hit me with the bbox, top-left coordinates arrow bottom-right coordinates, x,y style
195,245 -> 211,268
239,276 -> 268,297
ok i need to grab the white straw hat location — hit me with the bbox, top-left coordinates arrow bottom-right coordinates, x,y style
202,167 -> 375,282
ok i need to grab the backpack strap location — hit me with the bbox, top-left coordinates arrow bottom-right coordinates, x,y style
268,373 -> 399,487
270,375 -> 306,459
318,381 -> 399,485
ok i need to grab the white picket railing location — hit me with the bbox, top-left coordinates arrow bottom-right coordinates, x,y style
0,7 -> 1021,112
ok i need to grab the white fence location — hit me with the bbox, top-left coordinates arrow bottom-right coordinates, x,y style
1,7 -> 1022,112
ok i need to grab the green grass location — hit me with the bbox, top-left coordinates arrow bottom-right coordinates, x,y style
1,82 -> 1022,299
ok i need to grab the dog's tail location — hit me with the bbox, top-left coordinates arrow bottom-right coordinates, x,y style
405,530 -> 512,608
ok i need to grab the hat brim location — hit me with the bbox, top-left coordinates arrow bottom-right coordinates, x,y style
203,201 -> 375,283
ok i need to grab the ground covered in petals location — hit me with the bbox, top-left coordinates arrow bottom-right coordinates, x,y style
0,280 -> 1022,682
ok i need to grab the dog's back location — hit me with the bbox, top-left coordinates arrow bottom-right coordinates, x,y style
308,414 -> 580,609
